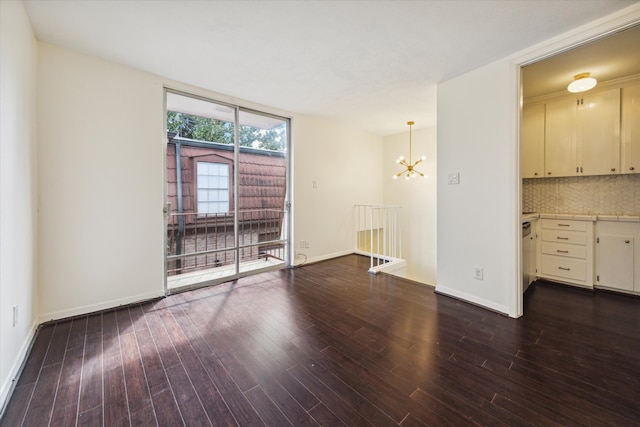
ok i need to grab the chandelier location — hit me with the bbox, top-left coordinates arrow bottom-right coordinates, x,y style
393,121 -> 426,180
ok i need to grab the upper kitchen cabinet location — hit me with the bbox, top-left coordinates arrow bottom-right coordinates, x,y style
622,82 -> 640,174
544,96 -> 577,177
545,88 -> 620,177
521,103 -> 545,178
580,88 -> 621,175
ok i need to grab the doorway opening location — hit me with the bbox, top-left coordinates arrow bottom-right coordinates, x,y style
518,22 -> 640,315
164,90 -> 291,293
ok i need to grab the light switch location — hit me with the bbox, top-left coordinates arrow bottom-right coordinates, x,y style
448,173 -> 460,185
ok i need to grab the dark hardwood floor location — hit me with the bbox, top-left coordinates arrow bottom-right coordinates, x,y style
2,254 -> 640,426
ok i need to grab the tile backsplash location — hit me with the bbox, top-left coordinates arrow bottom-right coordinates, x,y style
522,174 -> 640,215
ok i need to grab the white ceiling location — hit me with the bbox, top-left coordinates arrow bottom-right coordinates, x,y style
523,23 -> 640,99
22,0 -> 637,136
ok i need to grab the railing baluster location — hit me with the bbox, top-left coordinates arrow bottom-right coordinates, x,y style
354,205 -> 402,274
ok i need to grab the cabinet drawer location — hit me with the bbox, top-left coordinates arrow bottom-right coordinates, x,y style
541,229 -> 587,245
540,255 -> 587,281
541,242 -> 587,259
541,219 -> 588,231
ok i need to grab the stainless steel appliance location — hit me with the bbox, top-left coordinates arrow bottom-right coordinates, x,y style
522,222 -> 533,293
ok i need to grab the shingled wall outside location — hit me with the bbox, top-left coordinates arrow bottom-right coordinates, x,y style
166,139 -> 287,274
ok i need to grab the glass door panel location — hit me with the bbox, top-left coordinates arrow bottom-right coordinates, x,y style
237,109 -> 290,274
165,91 -> 238,291
164,91 -> 290,293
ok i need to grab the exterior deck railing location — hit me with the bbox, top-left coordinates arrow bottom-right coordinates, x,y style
167,209 -> 286,275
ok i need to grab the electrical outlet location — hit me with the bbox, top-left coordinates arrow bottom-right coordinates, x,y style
300,240 -> 309,249
448,173 -> 460,185
474,267 -> 484,280
13,305 -> 18,327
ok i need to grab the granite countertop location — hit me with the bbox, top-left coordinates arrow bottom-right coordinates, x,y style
521,213 -> 640,223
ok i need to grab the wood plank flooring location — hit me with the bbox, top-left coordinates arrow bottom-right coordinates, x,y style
2,254 -> 640,426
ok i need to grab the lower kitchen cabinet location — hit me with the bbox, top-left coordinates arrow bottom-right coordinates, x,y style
596,221 -> 640,294
538,218 -> 594,288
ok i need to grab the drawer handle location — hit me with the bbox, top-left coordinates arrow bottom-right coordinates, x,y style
558,224 -> 570,227
556,237 -> 569,240
558,267 -> 571,271
557,250 -> 569,253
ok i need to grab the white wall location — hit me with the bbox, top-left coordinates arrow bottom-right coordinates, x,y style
436,59 -> 520,316
37,43 -> 167,320
0,0 -> 39,407
436,4 -> 640,318
293,115 -> 383,263
35,42 -> 385,320
383,127 -> 437,285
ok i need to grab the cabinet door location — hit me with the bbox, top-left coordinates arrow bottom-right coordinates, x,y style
579,88 -> 621,176
545,97 -> 577,177
521,103 -> 545,178
622,83 -> 640,174
597,235 -> 634,291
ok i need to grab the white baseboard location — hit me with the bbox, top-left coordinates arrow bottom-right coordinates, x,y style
435,284 -> 509,316
38,289 -> 166,324
368,259 -> 407,275
1,318 -> 39,415
293,250 -> 354,267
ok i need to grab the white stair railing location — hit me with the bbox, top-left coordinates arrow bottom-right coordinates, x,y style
354,205 -> 403,274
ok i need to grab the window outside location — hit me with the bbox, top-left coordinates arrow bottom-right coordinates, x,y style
197,162 -> 230,214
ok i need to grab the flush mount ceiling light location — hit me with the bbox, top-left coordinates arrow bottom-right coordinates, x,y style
393,121 -> 426,180
567,72 -> 597,93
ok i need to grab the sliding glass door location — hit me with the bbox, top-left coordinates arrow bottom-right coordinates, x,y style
164,90 -> 290,292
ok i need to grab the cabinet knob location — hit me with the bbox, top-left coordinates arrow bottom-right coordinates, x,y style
625,240 -> 630,244
534,172 -> 538,176
611,168 -> 616,172
631,167 -> 636,171
548,172 -> 552,175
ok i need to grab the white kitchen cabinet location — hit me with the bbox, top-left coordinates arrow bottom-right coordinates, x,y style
521,103 -> 545,178
544,97 -> 576,177
538,218 -> 594,288
544,88 -> 620,177
622,83 -> 640,174
597,235 -> 634,292
596,221 -> 640,294
580,89 -> 621,175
